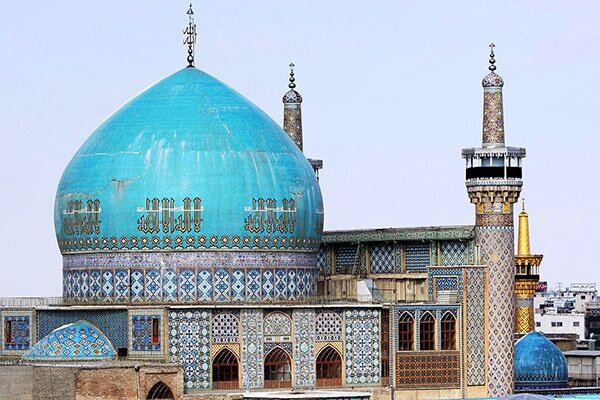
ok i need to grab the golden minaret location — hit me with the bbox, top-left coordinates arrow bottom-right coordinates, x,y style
514,199 -> 543,333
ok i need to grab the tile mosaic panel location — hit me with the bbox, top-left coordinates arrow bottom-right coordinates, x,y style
405,242 -> 430,272
335,245 -> 357,273
211,312 -> 239,343
131,315 -> 161,351
241,309 -> 264,389
37,310 -> 128,349
466,267 -> 486,386
264,312 -> 292,337
168,310 -> 211,390
315,311 -> 342,341
442,241 -> 468,266
395,351 -> 460,387
344,309 -> 380,385
293,309 -> 316,387
3,315 -> 30,351
370,244 -> 394,274
436,277 -> 459,292
64,265 -> 317,303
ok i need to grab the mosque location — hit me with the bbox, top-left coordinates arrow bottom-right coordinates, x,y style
0,6 -> 571,400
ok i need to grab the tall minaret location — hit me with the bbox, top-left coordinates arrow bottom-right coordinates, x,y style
282,63 -> 304,151
462,44 -> 526,397
514,200 -> 543,334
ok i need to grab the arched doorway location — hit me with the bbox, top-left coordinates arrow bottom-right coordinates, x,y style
147,381 -> 174,400
264,347 -> 292,388
212,348 -> 240,389
316,346 -> 342,387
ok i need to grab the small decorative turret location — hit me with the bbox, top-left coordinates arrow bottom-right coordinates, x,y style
283,63 -> 304,151
462,44 -> 526,397
514,199 -> 543,334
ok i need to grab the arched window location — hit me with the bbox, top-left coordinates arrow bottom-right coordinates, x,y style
398,312 -> 414,351
147,381 -> 174,400
212,348 -> 239,389
264,347 -> 292,388
420,312 -> 435,351
441,312 -> 456,350
316,346 -> 342,387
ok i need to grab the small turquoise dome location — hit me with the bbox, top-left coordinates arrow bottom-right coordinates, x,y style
514,331 -> 568,390
23,320 -> 116,361
55,67 -> 323,253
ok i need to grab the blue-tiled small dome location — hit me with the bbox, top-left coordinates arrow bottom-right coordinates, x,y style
514,331 -> 568,390
23,320 -> 117,361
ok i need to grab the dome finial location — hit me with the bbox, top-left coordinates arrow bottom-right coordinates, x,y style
521,197 -> 525,212
288,62 -> 296,89
183,3 -> 197,67
488,43 -> 496,71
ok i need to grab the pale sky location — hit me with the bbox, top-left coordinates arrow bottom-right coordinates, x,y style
1,1 -> 598,297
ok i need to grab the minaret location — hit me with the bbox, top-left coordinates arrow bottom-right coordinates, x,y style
462,44 -> 526,397
282,63 -> 304,151
514,200 -> 543,334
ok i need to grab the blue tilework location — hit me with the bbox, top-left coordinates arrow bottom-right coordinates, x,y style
132,315 -> 161,351
344,309 -> 380,385
37,310 -> 128,349
3,316 -> 30,351
23,320 -> 116,360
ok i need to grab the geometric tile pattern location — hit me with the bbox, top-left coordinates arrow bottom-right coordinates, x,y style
264,312 -> 292,338
395,351 -> 460,387
335,245 -> 358,273
37,310 -> 128,349
23,320 -> 116,360
370,244 -> 394,273
62,266 -> 317,303
168,310 -> 211,390
427,267 -> 463,302
405,242 -> 430,272
241,309 -> 264,389
466,267 -> 486,386
436,277 -> 459,292
58,233 -> 322,253
315,311 -> 342,341
344,309 -> 380,385
293,309 -> 316,387
211,312 -> 239,343
442,241 -> 468,266
131,315 -> 161,351
476,226 -> 515,396
317,246 -> 333,276
3,315 -> 30,351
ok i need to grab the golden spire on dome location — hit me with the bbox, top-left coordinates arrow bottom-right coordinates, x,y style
183,4 -> 197,67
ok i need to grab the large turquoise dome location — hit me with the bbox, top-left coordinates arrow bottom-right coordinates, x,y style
514,331 -> 568,390
55,67 -> 323,304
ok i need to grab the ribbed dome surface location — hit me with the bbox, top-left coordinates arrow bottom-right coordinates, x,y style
23,320 -> 116,361
55,67 -> 323,254
514,331 -> 568,390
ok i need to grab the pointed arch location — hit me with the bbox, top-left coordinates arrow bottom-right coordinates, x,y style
316,345 -> 342,387
441,311 -> 457,350
264,347 -> 292,388
147,381 -> 174,399
398,312 -> 414,351
212,348 -> 240,389
420,311 -> 435,350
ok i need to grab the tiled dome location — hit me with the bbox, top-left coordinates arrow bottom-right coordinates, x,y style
514,331 -> 568,390
23,320 -> 116,361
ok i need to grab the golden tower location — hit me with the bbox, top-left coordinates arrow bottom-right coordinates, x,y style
514,201 -> 543,333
